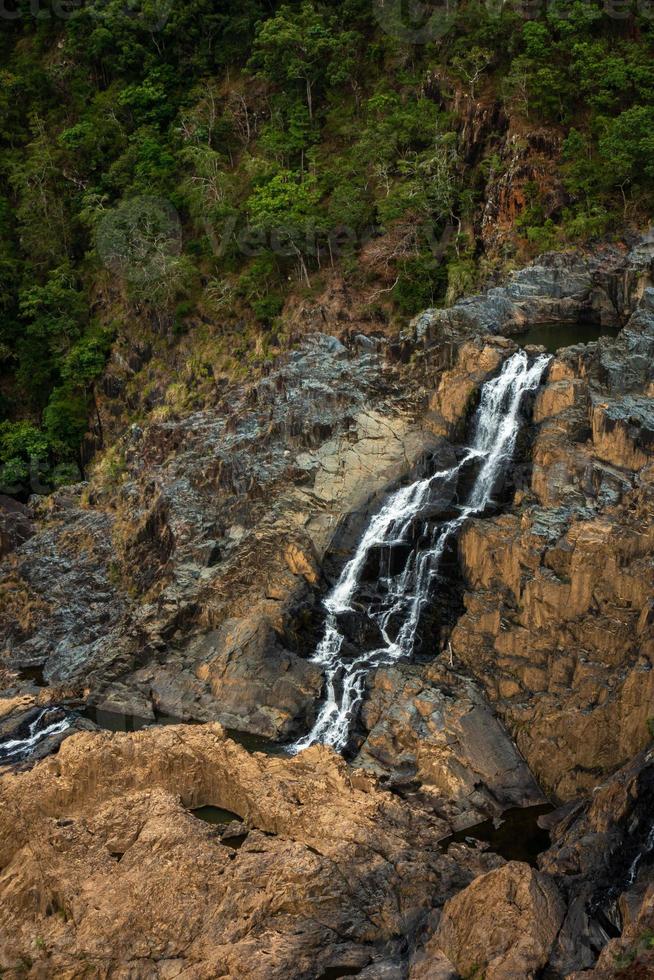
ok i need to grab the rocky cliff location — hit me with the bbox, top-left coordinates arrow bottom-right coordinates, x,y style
1,240 -> 653,978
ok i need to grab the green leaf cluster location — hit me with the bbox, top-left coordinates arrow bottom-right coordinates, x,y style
0,0 -> 653,493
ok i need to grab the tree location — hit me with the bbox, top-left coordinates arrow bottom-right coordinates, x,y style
599,106 -> 654,197
17,265 -> 88,407
450,47 -> 493,100
246,170 -> 324,283
9,115 -> 72,269
248,3 -> 357,121
0,420 -> 50,495
43,385 -> 90,459
95,195 -> 195,309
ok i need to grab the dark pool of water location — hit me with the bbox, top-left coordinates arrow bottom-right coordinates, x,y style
80,706 -> 288,755
191,805 -> 242,826
225,727 -> 289,756
518,321 -> 620,354
81,706 -> 181,732
442,804 -> 554,866
191,806 -> 248,848
317,969 -> 366,980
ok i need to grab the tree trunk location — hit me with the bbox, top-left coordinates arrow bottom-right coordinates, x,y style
306,77 -> 313,121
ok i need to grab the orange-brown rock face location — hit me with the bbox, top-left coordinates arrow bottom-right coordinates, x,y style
428,338 -> 515,439
591,397 -> 654,472
0,725 -> 502,979
451,292 -> 654,801
428,861 -> 566,979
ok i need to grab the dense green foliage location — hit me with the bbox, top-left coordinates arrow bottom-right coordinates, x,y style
0,0 -> 653,492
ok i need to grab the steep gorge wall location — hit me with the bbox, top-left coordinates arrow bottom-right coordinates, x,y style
1,241 -> 654,979
450,283 -> 654,799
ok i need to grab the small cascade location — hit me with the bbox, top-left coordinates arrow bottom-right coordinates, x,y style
292,350 -> 551,754
0,707 -> 73,765
626,823 -> 654,886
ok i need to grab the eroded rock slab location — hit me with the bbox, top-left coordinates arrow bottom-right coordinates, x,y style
0,724 -> 504,978
355,663 -> 545,825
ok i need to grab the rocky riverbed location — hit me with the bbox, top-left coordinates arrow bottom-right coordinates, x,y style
1,240 -> 653,977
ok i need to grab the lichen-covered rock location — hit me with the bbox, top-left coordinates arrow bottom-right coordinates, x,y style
0,335 -> 438,735
413,246 -> 645,345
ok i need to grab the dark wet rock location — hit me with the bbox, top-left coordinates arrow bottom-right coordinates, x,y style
191,616 -> 323,738
0,496 -> 33,558
539,748 -> 654,976
336,609 -> 387,652
0,702 -> 95,768
355,663 -> 545,825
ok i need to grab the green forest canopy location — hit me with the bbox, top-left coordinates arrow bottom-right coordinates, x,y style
0,0 -> 653,491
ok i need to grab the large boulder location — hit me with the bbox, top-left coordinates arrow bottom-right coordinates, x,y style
193,615 -> 323,738
356,663 -> 544,821
591,395 -> 654,471
413,247 -> 638,344
432,861 -> 565,979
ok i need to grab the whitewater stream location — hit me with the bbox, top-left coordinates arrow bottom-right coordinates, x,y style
0,350 -> 550,767
292,350 -> 551,754
0,707 -> 73,764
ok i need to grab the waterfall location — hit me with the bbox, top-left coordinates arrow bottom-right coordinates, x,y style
292,350 -> 551,754
626,823 -> 654,886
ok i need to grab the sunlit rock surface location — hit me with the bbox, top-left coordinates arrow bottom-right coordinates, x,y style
1,242 -> 654,977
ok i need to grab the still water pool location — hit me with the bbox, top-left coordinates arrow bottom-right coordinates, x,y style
442,804 -> 554,866
518,321 -> 620,353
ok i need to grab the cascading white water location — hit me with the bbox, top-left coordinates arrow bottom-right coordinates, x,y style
0,707 -> 73,764
292,350 -> 551,754
626,824 -> 654,886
